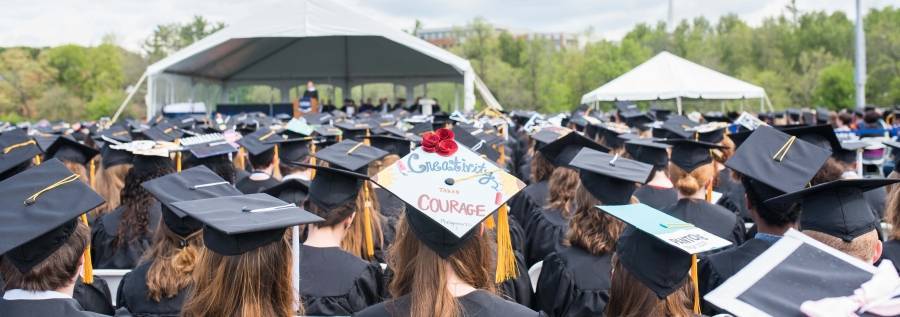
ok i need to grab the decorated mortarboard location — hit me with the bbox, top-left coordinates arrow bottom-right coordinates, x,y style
705,229 -> 878,317
725,126 -> 831,195
237,128 -> 277,156
569,147 -> 653,205
141,122 -> 183,142
765,178 -> 899,242
263,178 -> 311,206
600,203 -> 732,299
531,126 -> 572,148
0,159 -> 104,272
661,139 -> 725,172
284,118 -> 315,136
99,141 -> 133,168
779,124 -> 841,153
314,139 -> 388,172
364,135 -> 414,157
142,165 -> 242,237
45,135 -> 99,165
174,193 -> 323,256
97,124 -> 133,143
303,112 -> 334,125
691,122 -> 730,144
625,139 -> 670,168
372,129 -> 526,258
451,125 -> 502,162
538,131 -> 609,167
0,128 -> 41,175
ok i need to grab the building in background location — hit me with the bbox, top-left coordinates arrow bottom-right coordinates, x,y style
417,25 -> 579,50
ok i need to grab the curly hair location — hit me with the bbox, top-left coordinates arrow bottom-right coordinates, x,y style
565,183 -> 626,255
141,224 -> 203,302
530,153 -> 555,184
115,166 -> 174,249
547,167 -> 580,216
669,163 -> 715,197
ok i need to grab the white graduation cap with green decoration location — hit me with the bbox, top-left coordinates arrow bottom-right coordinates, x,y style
600,203 -> 732,254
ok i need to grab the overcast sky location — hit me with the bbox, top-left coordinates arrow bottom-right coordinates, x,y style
2,0 -> 899,51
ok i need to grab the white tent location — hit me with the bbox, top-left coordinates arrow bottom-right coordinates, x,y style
143,0 -> 482,118
580,51 -> 770,114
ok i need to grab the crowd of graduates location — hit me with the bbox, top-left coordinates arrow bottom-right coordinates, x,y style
1,100 -> 899,317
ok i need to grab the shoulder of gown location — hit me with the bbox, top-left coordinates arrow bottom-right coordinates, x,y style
666,200 -> 745,245
300,246 -> 385,316
73,276 -> 114,315
117,260 -> 189,316
461,290 -> 543,317
0,298 -> 109,317
498,250 -> 534,307
524,208 -> 568,266
880,240 -> 900,271
699,238 -> 774,315
535,248 -> 612,317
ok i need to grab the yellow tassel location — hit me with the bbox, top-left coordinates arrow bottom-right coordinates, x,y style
80,214 -> 94,284
495,204 -> 517,283
89,159 -> 96,189
235,147 -> 246,170
692,254 -> 700,314
484,214 -> 495,229
272,144 -> 281,179
309,143 -> 317,180
176,152 -> 182,173
363,129 -> 371,146
362,182 -> 375,258
33,155 -> 42,166
706,160 -> 715,203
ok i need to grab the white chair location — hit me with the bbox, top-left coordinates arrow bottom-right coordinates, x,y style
92,269 -> 131,303
528,261 -> 543,292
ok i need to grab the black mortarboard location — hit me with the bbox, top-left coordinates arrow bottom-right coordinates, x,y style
694,122 -> 730,144
263,179 -> 311,206
141,122 -> 183,142
816,107 -> 830,124
0,129 -> 40,175
834,140 -> 868,164
703,112 -> 730,123
314,139 -> 388,172
661,116 -> 698,139
100,142 -> 133,168
188,141 -> 238,159
451,126 -> 502,162
33,134 -> 57,152
624,139 -> 670,169
364,135 -> 413,157
801,111 -> 816,126
142,165 -> 242,236
335,121 -> 373,140
408,122 -> 433,136
174,193 -> 323,256
569,147 -> 652,204
98,125 -> 132,143
662,139 -> 724,172
622,111 -> 654,130
597,123 -> 631,149
787,108 -> 801,121
725,126 -> 831,194
269,137 -> 313,166
0,159 -> 104,272
766,179 -> 900,242
538,131 -> 609,167
304,164 -> 367,210
650,106 -> 673,122
531,127 -> 570,148
728,129 -> 754,148
780,124 -> 841,152
45,135 -> 99,165
884,140 -> 900,166
303,112 -> 334,125
237,128 -> 277,156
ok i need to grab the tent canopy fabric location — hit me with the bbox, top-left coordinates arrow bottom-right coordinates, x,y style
144,0 -> 477,116
580,51 -> 767,104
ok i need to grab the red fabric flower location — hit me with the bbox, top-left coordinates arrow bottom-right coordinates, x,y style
422,132 -> 440,153
436,139 -> 458,157
435,128 -> 454,141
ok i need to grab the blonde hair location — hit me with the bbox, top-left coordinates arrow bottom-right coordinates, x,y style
93,164 -> 132,216
141,224 -> 203,302
62,160 -> 89,184
803,230 -> 880,263
669,163 -> 715,196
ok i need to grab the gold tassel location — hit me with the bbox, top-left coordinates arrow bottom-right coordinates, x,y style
309,143 -> 317,179
484,214 -> 495,229
80,214 -> 94,284
33,154 -> 42,166
495,204 -> 517,283
272,144 -> 281,180
89,159 -> 96,189
363,129 -> 371,146
691,254 -> 700,314
235,147 -> 246,170
176,152 -> 182,173
362,182 -> 375,258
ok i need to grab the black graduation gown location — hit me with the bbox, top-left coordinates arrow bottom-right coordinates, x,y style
375,187 -> 404,252
498,250 -> 534,307
116,260 -> 189,317
508,180 -> 549,231
633,185 -> 678,210
534,247 -> 613,317
880,240 -> 900,272
716,168 -> 751,221
355,290 -> 544,317
299,245 -> 385,316
699,238 -> 775,315
0,298 -> 109,317
865,186 -> 886,219
91,203 -> 161,269
524,208 -> 568,267
663,199 -> 745,245
234,173 -> 280,194
73,277 -> 115,315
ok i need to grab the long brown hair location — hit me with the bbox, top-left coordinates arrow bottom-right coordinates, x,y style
140,224 -> 203,302
93,164 -> 131,216
547,167 -> 579,216
0,221 -> 89,292
341,181 -> 385,261
669,163 -> 715,197
566,183 -> 626,255
530,152 -> 554,184
182,232 -> 296,317
388,216 -> 496,317
605,255 -> 698,317
62,160 -> 89,184
115,165 -> 173,248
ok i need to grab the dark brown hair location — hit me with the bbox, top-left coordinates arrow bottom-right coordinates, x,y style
93,164 -> 132,217
1,221 -> 89,292
388,216 -> 495,317
140,224 -> 203,302
547,167 -> 579,216
566,183 -> 625,255
605,255 -> 698,317
530,152 -> 555,184
115,164 -> 173,248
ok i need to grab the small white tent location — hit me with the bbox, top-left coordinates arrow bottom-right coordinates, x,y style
580,51 -> 769,113
143,0 -> 480,118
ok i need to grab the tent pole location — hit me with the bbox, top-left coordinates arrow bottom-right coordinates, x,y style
676,97 -> 683,115
112,72 -> 147,123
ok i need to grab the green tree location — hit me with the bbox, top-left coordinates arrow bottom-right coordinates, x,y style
143,15 -> 225,62
0,48 -> 56,118
814,59 -> 855,109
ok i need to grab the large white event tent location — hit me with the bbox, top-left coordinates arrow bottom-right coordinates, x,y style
140,0 -> 488,119
580,51 -> 771,114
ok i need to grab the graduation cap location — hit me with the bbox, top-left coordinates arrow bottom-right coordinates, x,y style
302,112 -> 333,126
538,131 -> 609,167
661,115 -> 698,139
187,141 -> 238,160
622,112 -> 654,130
765,178 -> 899,242
45,135 -> 99,165
702,112 -> 730,123
692,122 -> 730,144
174,193 -> 323,256
100,142 -> 133,168
705,229 -> 876,317
600,203 -> 732,299
725,126 -> 831,194
364,135 -> 414,157
801,111 -> 816,125
0,159 -> 104,272
661,139 -> 725,172
237,128 -> 277,156
451,125 -> 502,162
531,126 -> 571,148
408,122 -> 433,136
569,147 -> 653,205
283,118 -> 315,137
883,140 -> 900,166
142,165 -> 242,237
597,122 -> 632,149
97,124 -> 132,143
263,179 -> 311,206
728,129 -> 754,148
650,106 -> 673,122
302,164 -> 369,211
141,122 -> 183,142
314,139 -> 388,172
0,128 -> 41,175
335,121 -> 374,140
625,139 -> 670,169
816,107 -> 831,124
787,108 -> 801,121
269,137 -> 313,166
833,139 -> 869,164
779,124 -> 841,153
